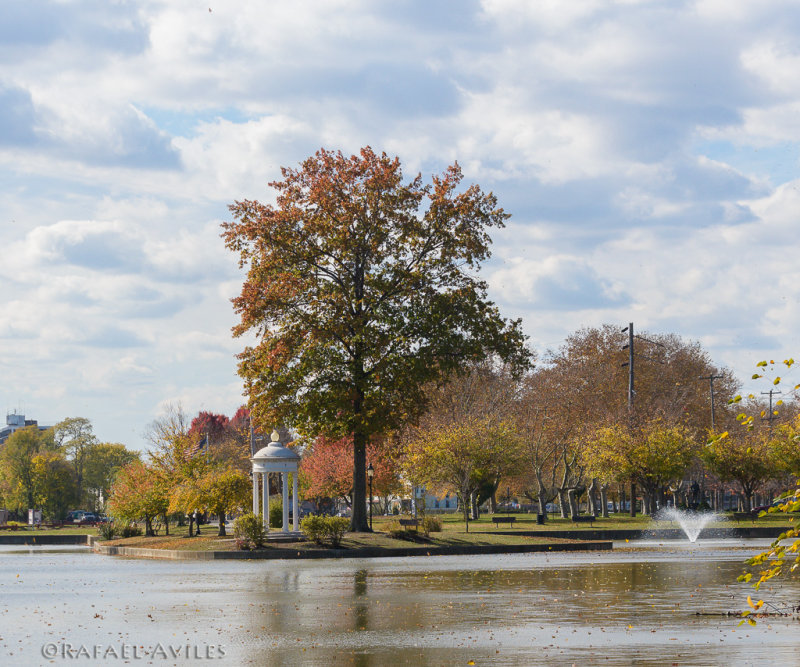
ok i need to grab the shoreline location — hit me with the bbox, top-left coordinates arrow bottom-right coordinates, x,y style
2,524 -> 788,557
92,539 -> 613,560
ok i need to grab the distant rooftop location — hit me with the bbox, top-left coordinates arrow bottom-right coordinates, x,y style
0,412 -> 51,445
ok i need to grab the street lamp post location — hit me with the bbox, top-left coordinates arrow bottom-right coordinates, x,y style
367,463 -> 374,531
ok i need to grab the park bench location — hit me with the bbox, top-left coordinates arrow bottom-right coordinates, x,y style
732,511 -> 758,523
571,515 -> 595,527
492,516 -> 517,528
398,518 -> 419,531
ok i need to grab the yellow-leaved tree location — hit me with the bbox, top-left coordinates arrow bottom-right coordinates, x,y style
404,416 -> 523,532
583,419 -> 698,515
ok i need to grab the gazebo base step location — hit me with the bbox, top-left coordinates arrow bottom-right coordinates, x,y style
266,531 -> 304,543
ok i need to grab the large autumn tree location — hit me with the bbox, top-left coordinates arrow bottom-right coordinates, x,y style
223,147 -> 530,531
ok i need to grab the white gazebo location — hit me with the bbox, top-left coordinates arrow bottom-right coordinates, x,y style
251,430 -> 301,533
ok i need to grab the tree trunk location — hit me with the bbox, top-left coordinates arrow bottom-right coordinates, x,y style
588,478 -> 598,517
567,489 -> 578,518
537,493 -> 548,518
629,482 -> 637,517
162,513 -> 169,536
350,427 -> 369,532
218,511 -> 226,537
145,516 -> 154,537
558,489 -> 569,518
188,515 -> 194,537
600,485 -> 609,518
471,493 -> 480,520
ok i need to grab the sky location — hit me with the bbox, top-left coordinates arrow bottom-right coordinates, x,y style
3,0 -> 800,450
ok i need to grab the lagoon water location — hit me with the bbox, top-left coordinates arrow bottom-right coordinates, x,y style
2,541 -> 799,665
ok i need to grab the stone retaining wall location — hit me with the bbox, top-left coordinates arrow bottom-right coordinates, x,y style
94,540 -> 612,560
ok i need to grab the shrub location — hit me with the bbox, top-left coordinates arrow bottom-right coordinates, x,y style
300,515 -> 349,547
422,515 -> 442,535
233,513 -> 267,550
300,514 -> 326,545
120,523 -> 143,538
269,499 -> 283,529
386,519 -> 405,538
97,522 -> 117,541
325,516 -> 350,547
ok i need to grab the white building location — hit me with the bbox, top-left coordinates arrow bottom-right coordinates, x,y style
0,412 -> 51,445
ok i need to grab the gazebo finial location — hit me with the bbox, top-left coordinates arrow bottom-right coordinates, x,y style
270,429 -> 280,442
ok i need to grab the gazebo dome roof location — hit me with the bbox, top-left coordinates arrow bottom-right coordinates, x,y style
252,442 -> 300,461
251,430 -> 300,462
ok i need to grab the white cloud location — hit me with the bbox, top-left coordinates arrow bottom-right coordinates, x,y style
4,0 -> 800,447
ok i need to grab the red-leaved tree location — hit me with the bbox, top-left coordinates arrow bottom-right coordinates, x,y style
300,436 -> 401,512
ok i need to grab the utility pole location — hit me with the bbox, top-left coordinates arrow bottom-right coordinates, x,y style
621,323 -> 636,517
699,374 -> 723,432
761,389 -> 782,431
622,323 -> 634,408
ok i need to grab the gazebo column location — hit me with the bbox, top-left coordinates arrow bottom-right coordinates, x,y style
292,472 -> 299,532
262,472 -> 269,528
252,472 -> 259,515
282,472 -> 290,532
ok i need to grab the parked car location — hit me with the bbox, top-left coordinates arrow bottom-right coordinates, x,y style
752,497 -> 796,513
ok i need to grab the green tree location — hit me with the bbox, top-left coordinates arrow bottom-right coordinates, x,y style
223,147 -> 531,531
83,443 -> 140,511
54,417 -> 98,507
31,451 -> 76,521
0,426 -> 57,512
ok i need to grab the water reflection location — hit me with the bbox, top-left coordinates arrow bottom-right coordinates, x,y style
1,544 -> 799,665
353,569 -> 368,632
